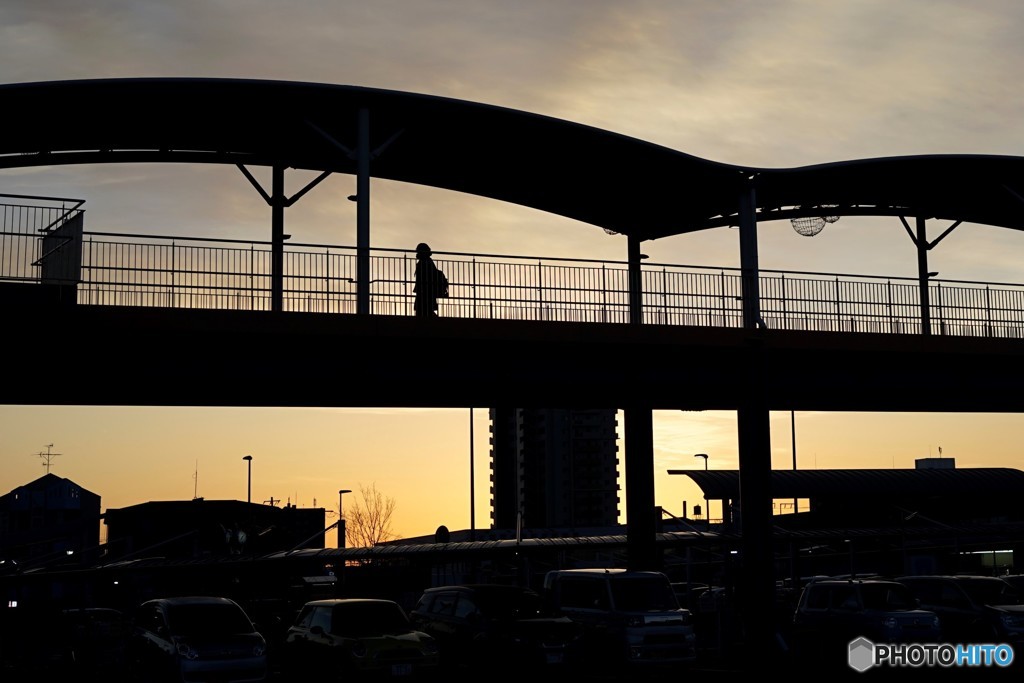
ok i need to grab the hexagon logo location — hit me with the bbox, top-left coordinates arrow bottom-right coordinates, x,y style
848,637 -> 875,672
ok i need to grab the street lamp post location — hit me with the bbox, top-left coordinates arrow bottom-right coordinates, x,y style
791,410 -> 798,514
694,453 -> 709,523
242,455 -> 253,504
470,407 -> 476,542
338,489 -> 352,549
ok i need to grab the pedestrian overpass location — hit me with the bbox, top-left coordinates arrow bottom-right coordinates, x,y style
4,78 -> 1024,659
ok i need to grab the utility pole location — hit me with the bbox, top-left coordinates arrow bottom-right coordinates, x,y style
470,408 -> 476,542
243,455 -> 253,504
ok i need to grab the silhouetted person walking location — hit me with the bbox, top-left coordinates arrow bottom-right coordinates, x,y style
414,242 -> 447,317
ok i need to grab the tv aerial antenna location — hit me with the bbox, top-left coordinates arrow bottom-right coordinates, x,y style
35,443 -> 62,473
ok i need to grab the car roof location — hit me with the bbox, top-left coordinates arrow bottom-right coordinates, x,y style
143,596 -> 238,606
806,578 -> 905,586
423,584 -> 536,594
897,575 -> 1006,582
548,568 -> 664,578
305,598 -> 397,607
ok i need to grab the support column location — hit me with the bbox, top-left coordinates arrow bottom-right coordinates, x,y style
356,107 -> 371,315
270,165 -> 286,313
736,180 -> 776,664
624,405 -> 658,571
738,182 -> 761,329
916,216 -> 931,335
736,396 -> 775,663
625,235 -> 656,570
627,235 -> 644,324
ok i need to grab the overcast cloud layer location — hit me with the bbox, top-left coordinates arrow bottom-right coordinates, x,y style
3,2 -> 1024,272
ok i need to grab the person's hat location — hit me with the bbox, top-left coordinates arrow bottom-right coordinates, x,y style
416,242 -> 432,255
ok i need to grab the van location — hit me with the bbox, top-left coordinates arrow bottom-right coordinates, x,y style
790,578 -> 941,666
409,584 -> 581,673
542,568 -> 697,669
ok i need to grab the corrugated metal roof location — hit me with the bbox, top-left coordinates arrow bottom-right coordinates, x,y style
668,467 -> 1024,499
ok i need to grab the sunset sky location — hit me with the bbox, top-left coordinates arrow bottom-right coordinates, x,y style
2,1 -> 1023,542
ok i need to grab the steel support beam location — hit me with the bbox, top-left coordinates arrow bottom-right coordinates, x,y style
737,180 -> 776,665
917,216 -> 932,335
739,181 -> 762,329
356,108 -> 371,315
627,235 -> 644,325
625,234 -> 657,570
271,165 -> 286,312
624,404 -> 658,571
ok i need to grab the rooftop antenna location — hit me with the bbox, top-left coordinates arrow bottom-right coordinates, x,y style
35,444 -> 62,474
193,460 -> 199,500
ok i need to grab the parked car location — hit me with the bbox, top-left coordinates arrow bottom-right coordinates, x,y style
542,568 -> 697,671
791,578 -> 941,666
897,575 -> 1024,645
60,607 -> 130,678
1001,574 -> 1024,597
126,596 -> 268,683
409,583 -> 581,674
670,582 -> 711,612
0,604 -> 77,676
281,598 -> 440,679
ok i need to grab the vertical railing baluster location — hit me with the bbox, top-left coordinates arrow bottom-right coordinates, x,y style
661,267 -> 668,325
985,285 -> 992,338
887,280 -> 894,335
601,264 -> 608,323
326,248 -> 332,314
472,257 -> 478,319
781,272 -> 788,331
719,270 -> 726,328
834,276 -> 841,332
171,241 -> 176,309
249,243 -> 255,311
537,260 -> 544,322
936,282 -> 945,336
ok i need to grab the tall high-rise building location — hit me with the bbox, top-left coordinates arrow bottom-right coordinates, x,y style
489,408 -> 620,530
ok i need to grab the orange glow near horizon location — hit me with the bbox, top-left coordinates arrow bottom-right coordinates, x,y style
2,405 -> 1021,542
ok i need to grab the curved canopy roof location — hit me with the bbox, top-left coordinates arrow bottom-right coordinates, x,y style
3,78 -> 1024,239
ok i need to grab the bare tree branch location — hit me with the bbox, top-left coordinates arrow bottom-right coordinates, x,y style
345,482 -> 399,548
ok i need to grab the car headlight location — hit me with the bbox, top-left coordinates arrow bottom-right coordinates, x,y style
176,642 -> 200,660
1000,614 -> 1024,630
350,641 -> 367,658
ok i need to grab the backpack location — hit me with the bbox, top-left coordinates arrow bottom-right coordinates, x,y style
436,269 -> 449,298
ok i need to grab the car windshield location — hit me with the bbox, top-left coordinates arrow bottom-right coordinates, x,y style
333,602 -> 410,637
860,584 -> 917,610
475,589 -> 543,618
610,577 -> 679,611
166,603 -> 254,636
959,578 -> 1020,605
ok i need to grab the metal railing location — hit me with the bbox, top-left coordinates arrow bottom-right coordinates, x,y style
0,194 -> 85,282
4,198 -> 1024,338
